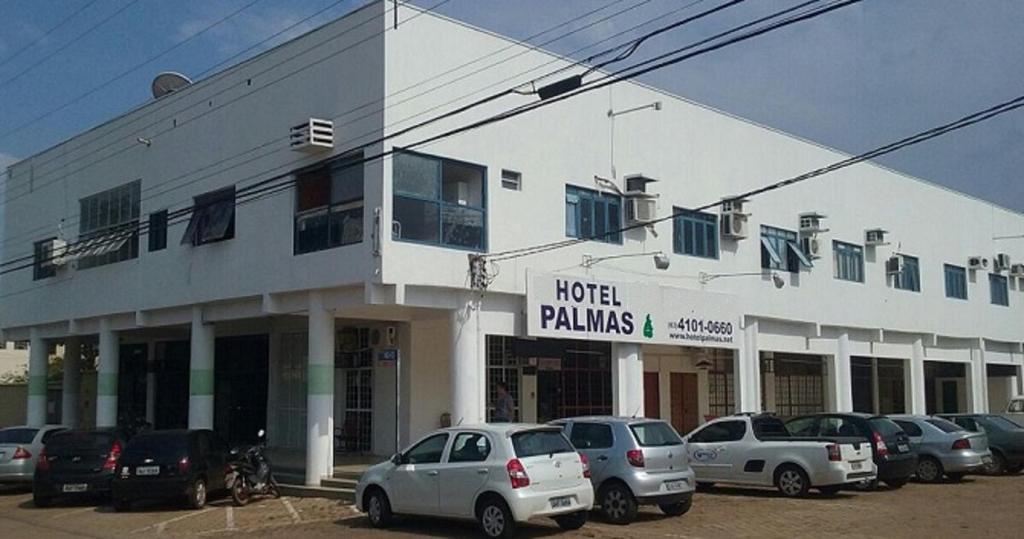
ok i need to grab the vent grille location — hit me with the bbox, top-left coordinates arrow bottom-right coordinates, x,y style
289,118 -> 334,152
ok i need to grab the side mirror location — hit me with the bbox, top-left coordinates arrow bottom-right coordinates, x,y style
390,453 -> 403,466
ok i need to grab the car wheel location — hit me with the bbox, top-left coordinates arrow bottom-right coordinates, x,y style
884,477 -> 908,489
32,494 -> 52,508
985,452 -> 1007,475
553,511 -> 588,530
775,466 -> 810,498
186,478 -> 207,509
818,485 -> 842,496
365,488 -> 393,529
945,472 -> 966,482
659,497 -> 692,516
477,497 -> 516,539
600,482 -> 638,525
695,482 -> 715,492
916,457 -> 944,483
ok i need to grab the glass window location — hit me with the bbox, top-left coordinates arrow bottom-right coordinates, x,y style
392,151 -> 486,251
894,420 -> 923,437
980,416 -> 1022,431
785,417 -> 817,436
944,264 -> 967,299
951,417 -> 979,432
511,429 -> 575,458
148,210 -> 168,252
123,432 -> 189,460
449,432 -> 491,463
925,418 -> 963,433
0,428 -> 38,444
403,433 -> 449,464
752,417 -> 790,438
295,153 -> 365,254
629,421 -> 683,447
181,186 -> 236,246
501,169 -> 521,191
565,185 -> 622,244
869,417 -> 905,437
989,273 -> 1009,306
690,420 -> 746,443
894,255 -> 921,292
833,241 -> 864,282
77,180 -> 141,269
570,422 -> 614,449
33,238 -> 57,280
760,226 -> 809,272
673,208 -> 718,258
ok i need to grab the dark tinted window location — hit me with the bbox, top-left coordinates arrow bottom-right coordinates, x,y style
951,417 -> 979,432
691,421 -> 746,443
46,431 -> 117,455
925,419 -> 963,433
0,428 -> 38,444
818,417 -> 868,438
869,418 -> 906,437
753,418 -> 790,438
980,416 -> 1023,431
449,433 -> 491,463
570,423 -> 614,449
630,422 -> 683,447
41,428 -> 66,443
124,433 -> 190,459
512,430 -> 575,458
894,420 -> 923,437
404,434 -> 448,464
785,417 -> 817,436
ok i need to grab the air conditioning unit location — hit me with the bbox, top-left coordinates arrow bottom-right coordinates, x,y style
799,212 -> 828,235
721,213 -> 748,239
289,118 -> 334,152
721,197 -> 748,215
865,228 -> 888,246
885,255 -> 903,275
48,238 -> 69,267
1009,264 -> 1024,278
801,236 -> 823,259
968,256 -> 989,271
625,196 -> 657,224
994,253 -> 1011,272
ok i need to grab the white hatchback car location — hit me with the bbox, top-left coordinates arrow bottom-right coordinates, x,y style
355,424 -> 594,538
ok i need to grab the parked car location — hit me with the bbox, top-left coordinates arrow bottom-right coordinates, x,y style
553,417 -> 694,524
890,415 -> 991,482
32,428 -> 130,507
999,395 -> 1024,425
0,425 -> 66,485
112,429 -> 231,511
785,413 -> 916,489
683,413 -> 875,497
356,424 -> 593,538
939,414 -> 1024,475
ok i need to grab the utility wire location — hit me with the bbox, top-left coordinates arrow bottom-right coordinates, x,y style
0,0 -> 101,70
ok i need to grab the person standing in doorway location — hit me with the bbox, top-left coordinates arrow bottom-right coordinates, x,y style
492,382 -> 515,423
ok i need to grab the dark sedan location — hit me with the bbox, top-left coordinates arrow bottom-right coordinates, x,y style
32,428 -> 130,507
786,413 -> 917,488
112,429 -> 231,511
939,414 -> 1024,475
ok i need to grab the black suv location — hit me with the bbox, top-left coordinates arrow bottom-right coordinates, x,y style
786,413 -> 916,488
33,428 -> 131,507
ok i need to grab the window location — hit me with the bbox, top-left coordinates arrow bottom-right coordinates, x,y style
818,417 -> 868,438
893,254 -> 920,292
950,417 -> 979,432
77,180 -> 141,269
944,264 -> 967,300
181,186 -> 236,246
833,241 -> 864,282
565,185 -> 621,244
760,225 -> 811,272
785,417 -> 817,436
392,151 -> 486,250
449,432 -> 491,463
690,420 -> 746,443
752,417 -> 790,438
148,210 -> 168,252
511,429 -> 575,458
981,415 -> 1022,431
403,433 -> 449,464
894,420 -> 923,437
294,153 -> 364,254
673,208 -> 718,259
925,418 -> 963,433
33,238 -> 57,280
629,421 -> 683,447
501,169 -> 521,191
570,422 -> 614,449
707,354 -> 735,418
1009,399 -> 1024,413
990,273 -> 1009,306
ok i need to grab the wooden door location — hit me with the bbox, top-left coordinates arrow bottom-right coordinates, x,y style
670,373 -> 699,435
643,372 -> 660,419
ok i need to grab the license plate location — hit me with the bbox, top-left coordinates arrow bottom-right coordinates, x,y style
62,483 -> 88,493
665,480 -> 686,492
851,462 -> 863,471
897,443 -> 910,453
550,496 -> 572,509
136,466 -> 160,476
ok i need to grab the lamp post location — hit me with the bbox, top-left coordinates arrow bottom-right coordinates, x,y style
699,271 -> 785,289
582,251 -> 670,270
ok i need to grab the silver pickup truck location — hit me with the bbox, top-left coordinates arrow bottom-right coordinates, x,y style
683,413 -> 876,497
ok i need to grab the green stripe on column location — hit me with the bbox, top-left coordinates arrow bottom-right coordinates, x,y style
97,373 -> 119,396
28,375 -> 47,396
190,369 -> 215,396
308,364 -> 334,395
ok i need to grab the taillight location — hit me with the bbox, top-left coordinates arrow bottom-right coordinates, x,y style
506,458 -> 530,489
103,440 -> 122,471
951,438 -> 971,450
178,456 -> 191,474
35,447 -> 49,472
579,453 -> 591,479
872,432 -> 888,458
826,443 -> 842,462
12,446 -> 31,460
626,449 -> 645,468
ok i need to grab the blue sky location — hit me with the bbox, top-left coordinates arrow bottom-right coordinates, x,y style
0,0 -> 1021,212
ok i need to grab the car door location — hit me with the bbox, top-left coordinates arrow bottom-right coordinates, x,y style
567,422 -> 615,481
387,433 -> 449,515
438,431 -> 494,518
686,420 -> 747,481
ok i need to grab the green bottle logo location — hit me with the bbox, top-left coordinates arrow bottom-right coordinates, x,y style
643,314 -> 654,339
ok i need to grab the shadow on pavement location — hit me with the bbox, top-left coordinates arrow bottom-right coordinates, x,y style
697,486 -> 857,500
0,485 -> 31,496
336,515 -> 568,538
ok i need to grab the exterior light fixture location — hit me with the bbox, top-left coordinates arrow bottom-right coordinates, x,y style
582,251 -> 670,271
699,271 -> 785,289
607,101 -> 662,118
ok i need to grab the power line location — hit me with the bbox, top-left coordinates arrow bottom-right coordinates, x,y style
0,0 -> 101,70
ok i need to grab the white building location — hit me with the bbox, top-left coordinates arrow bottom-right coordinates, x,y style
2,2 -> 1022,486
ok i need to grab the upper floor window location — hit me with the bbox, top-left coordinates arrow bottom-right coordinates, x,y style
501,169 -> 521,191
294,153 -> 364,255
33,238 -> 57,280
893,254 -> 920,292
392,150 -> 486,251
565,185 -> 621,244
148,210 -> 168,252
78,180 -> 140,269
673,208 -> 718,259
182,186 -> 235,246
990,273 -> 1009,306
760,225 -> 811,272
944,264 -> 967,300
833,241 -> 864,282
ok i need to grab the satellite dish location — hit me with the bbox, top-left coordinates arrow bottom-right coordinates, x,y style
151,72 -> 193,99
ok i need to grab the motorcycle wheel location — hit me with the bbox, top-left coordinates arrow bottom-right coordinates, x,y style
232,477 -> 252,507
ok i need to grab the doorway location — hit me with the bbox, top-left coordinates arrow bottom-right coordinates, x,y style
154,341 -> 189,430
670,373 -> 699,435
214,335 -> 269,446
643,372 -> 660,419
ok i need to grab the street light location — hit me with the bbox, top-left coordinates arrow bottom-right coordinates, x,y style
699,270 -> 785,289
582,251 -> 670,270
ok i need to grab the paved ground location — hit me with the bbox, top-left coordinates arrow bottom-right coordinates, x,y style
2,474 -> 1023,538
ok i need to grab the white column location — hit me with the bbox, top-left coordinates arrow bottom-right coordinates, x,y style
450,300 -> 484,426
907,338 -> 927,414
306,291 -> 335,486
832,332 -> 853,412
188,307 -> 215,430
968,342 -> 987,413
96,320 -> 120,428
611,342 -> 644,417
145,342 -> 156,426
26,329 -> 48,427
61,337 -> 82,427
736,320 -> 761,412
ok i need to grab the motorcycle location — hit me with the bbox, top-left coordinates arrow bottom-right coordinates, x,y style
228,429 -> 280,506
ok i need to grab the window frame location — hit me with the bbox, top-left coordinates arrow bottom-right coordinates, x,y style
989,273 -> 1009,306
33,237 -> 58,280
293,152 -> 365,255
447,431 -> 492,463
181,186 -> 236,246
760,225 -> 809,273
148,210 -> 168,252
77,179 -> 141,269
565,184 -> 622,244
832,240 -> 865,283
893,254 -> 921,292
944,264 -> 968,300
672,207 -> 719,259
500,169 -> 521,191
401,433 -> 450,465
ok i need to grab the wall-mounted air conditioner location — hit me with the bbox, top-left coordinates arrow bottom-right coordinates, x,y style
801,236 -> 823,259
625,196 -> 657,224
885,255 -> 903,275
968,256 -> 989,271
994,253 -> 1011,272
720,197 -> 749,239
1009,263 -> 1024,278
865,228 -> 888,246
289,118 -> 334,152
799,212 -> 828,235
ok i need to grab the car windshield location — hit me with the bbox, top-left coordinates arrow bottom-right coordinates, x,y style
869,418 -> 906,437
511,429 -> 575,458
629,422 -> 683,447
0,428 -> 37,444
753,418 -> 790,438
46,431 -> 116,455
982,416 -> 1024,431
124,433 -> 189,459
925,419 -> 963,433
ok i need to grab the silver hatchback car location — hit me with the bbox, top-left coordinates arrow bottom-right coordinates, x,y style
0,425 -> 66,484
554,417 -> 694,524
890,415 -> 992,482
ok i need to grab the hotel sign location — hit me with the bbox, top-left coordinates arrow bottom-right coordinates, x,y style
526,272 -> 740,349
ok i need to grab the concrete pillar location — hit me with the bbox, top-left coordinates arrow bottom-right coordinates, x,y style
188,307 -> 215,430
611,342 -> 644,417
96,320 -> 119,427
907,338 -> 927,414
871,358 -> 881,414
61,337 -> 82,427
968,342 -> 987,413
736,320 -> 761,412
450,300 -> 484,426
145,343 -> 156,426
832,333 -> 853,412
306,291 -> 335,486
26,329 -> 48,427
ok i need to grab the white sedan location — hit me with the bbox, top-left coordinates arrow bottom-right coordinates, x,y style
355,424 -> 594,538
